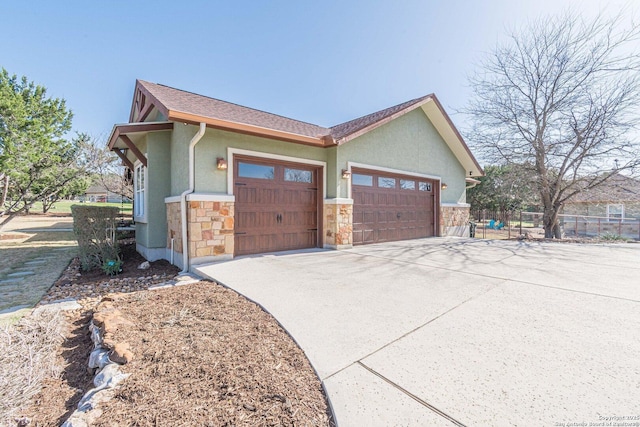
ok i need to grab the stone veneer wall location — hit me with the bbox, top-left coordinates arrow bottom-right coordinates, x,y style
440,205 -> 470,237
166,201 -> 235,258
166,202 -> 183,254
324,203 -> 353,248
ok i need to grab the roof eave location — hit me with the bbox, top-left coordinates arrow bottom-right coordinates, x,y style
107,121 -> 175,169
335,97 -> 433,145
107,121 -> 175,150
167,110 -> 331,147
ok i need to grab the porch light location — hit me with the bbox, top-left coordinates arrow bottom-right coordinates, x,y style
441,183 -> 448,190
342,169 -> 351,179
217,157 -> 228,170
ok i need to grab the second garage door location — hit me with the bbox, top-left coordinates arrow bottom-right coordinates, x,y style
352,169 -> 437,245
234,157 -> 321,256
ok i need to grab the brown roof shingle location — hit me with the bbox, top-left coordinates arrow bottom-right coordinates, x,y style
329,95 -> 432,141
139,80 -> 331,139
139,80 -> 435,142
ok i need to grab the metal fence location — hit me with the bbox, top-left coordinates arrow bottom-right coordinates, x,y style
471,210 -> 640,240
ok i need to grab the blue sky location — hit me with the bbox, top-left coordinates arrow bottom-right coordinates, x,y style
0,0 -> 633,140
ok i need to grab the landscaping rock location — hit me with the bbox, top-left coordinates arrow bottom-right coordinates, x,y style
137,261 -> 150,270
109,342 -> 134,364
88,348 -> 110,370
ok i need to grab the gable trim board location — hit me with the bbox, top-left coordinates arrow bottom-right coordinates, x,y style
109,80 -> 482,269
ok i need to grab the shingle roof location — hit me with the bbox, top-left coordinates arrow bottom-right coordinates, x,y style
568,175 -> 640,203
138,80 -> 435,142
139,80 -> 330,139
329,95 -> 432,140
114,80 -> 483,176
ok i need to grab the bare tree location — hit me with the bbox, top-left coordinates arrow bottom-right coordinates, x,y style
466,10 -> 640,238
76,134 -> 133,201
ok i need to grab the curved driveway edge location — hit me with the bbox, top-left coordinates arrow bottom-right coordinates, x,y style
195,238 -> 640,426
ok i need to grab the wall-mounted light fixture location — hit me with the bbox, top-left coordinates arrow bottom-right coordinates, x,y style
441,182 -> 448,190
216,157 -> 228,170
342,169 -> 351,179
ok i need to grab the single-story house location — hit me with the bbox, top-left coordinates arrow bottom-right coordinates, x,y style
83,183 -> 126,203
562,174 -> 640,220
107,80 -> 483,270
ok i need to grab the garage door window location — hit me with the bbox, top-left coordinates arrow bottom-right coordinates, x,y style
353,173 -> 373,186
378,177 -> 396,188
238,162 -> 275,180
284,168 -> 313,183
419,182 -> 432,192
400,179 -> 415,190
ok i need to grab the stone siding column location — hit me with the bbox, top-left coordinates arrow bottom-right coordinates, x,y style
440,205 -> 470,237
324,200 -> 353,249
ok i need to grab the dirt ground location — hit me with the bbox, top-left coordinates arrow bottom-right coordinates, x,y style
20,244 -> 333,426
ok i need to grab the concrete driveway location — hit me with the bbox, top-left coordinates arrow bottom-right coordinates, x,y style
195,238 -> 640,426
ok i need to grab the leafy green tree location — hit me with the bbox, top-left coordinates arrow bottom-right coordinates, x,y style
468,164 -> 538,219
0,69 -> 93,228
466,11 -> 640,238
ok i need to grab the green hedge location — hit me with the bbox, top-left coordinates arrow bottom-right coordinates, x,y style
71,205 -> 120,271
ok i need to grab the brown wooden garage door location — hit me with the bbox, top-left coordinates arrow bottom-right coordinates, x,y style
234,157 -> 321,256
352,168 -> 437,245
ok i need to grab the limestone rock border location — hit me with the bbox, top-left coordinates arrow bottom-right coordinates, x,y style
61,273 -> 200,426
62,296 -> 133,427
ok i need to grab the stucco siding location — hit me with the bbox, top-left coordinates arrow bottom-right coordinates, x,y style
170,123 -> 190,195
336,108 -> 466,204
136,223 -> 149,247
146,131 -> 171,248
168,124 -> 330,196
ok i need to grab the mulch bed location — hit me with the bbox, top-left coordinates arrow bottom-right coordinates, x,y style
22,242 -> 334,426
93,284 -> 333,426
25,311 -> 95,426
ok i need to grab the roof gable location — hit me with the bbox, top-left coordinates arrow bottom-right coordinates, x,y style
329,95 -> 432,141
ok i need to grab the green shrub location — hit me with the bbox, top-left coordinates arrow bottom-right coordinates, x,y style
71,205 -> 121,271
600,232 -> 628,242
102,259 -> 123,276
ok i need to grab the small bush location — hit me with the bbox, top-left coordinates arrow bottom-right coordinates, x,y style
600,232 -> 628,242
102,258 -> 123,276
71,205 -> 120,271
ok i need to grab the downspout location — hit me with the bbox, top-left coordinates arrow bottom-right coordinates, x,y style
180,122 -> 206,273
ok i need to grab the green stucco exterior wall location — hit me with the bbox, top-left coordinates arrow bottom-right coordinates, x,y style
335,108 -> 466,204
131,131 -> 171,251
169,124 -> 330,196
146,131 -> 171,248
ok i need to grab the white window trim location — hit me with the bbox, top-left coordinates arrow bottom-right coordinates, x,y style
606,203 -> 624,221
133,160 -> 148,223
